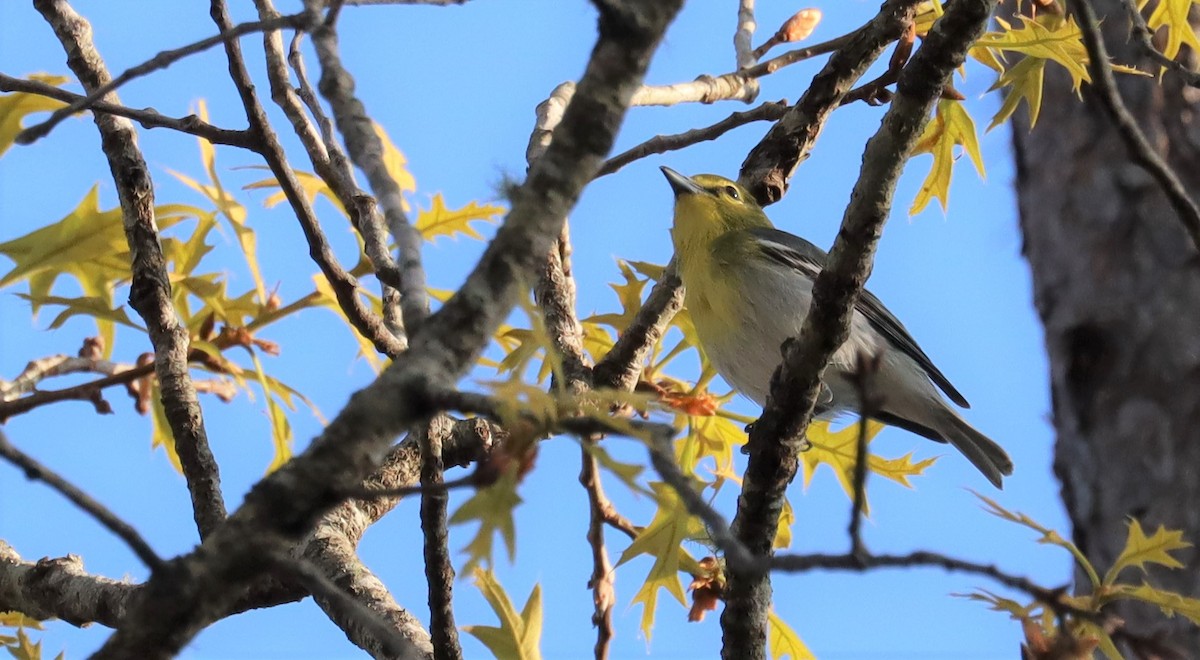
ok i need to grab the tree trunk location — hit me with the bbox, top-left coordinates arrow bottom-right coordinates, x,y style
1012,2 -> 1200,655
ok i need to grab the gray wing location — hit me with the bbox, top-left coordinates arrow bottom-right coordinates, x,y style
744,226 -> 971,409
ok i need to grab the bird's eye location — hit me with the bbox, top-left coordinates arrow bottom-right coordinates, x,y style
724,185 -> 740,200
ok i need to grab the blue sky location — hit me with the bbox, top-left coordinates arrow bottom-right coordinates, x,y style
1,1 -> 1067,658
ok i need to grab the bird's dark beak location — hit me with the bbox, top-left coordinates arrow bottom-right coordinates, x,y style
660,166 -> 706,197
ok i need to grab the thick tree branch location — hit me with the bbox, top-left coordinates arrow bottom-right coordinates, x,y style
1069,0 -> 1200,252
0,432 -> 162,570
738,0 -> 922,206
90,3 -> 681,657
0,419 -> 492,655
274,552 -> 427,660
34,0 -> 228,539
0,74 -> 256,148
0,542 -> 138,628
721,1 -> 997,656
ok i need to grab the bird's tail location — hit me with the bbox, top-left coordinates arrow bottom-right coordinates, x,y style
930,407 -> 1013,489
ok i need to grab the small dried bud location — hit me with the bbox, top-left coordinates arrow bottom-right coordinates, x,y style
78,336 -> 104,359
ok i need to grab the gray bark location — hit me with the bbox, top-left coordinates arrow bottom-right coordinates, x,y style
1012,1 -> 1200,655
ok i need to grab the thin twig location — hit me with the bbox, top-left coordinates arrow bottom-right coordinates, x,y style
1122,0 -> 1200,87
0,362 -> 156,421
211,0 -> 405,358
595,101 -> 789,178
0,73 -> 256,148
0,431 -> 163,570
1069,0 -> 1200,252
739,0 -> 920,205
307,0 -> 429,334
15,13 -> 313,145
418,417 -> 464,660
847,355 -> 881,559
630,32 -> 852,107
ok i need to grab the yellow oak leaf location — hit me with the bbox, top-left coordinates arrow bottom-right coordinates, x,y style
1103,519 -> 1192,584
909,99 -> 985,215
617,482 -> 707,641
463,568 -> 543,660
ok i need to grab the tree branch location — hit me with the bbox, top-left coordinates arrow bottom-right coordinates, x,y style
0,73 -> 256,148
595,101 -> 789,178
1069,0 -> 1200,252
418,418 -> 463,660
0,431 -> 162,570
721,0 -> 995,656
251,0 -> 408,348
1121,0 -> 1200,87
14,13 -> 313,145
307,0 -> 429,335
738,0 -> 922,206
0,362 -> 155,422
89,3 -> 682,656
33,0 -> 228,539
0,542 -> 139,628
273,552 -> 427,660
210,0 -> 406,359
592,260 -> 684,392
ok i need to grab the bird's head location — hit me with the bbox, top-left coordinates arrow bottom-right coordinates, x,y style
660,167 -> 770,255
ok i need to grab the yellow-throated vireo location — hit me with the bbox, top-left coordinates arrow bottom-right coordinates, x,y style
661,166 -> 1013,488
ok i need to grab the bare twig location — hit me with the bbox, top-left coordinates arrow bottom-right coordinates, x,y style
739,0 -> 921,206
578,444 -> 618,660
0,73 -> 256,148
418,418 -> 464,660
15,13 -> 313,145
211,0 -> 406,359
1069,0 -> 1200,252
1,353 -> 138,399
0,431 -> 163,570
0,362 -> 156,421
595,101 -> 789,178
1122,0 -> 1200,87
307,0 -> 429,334
253,0 -> 407,348
34,0 -> 228,539
847,355 -> 882,559
722,0 -> 995,656
630,32 -> 850,107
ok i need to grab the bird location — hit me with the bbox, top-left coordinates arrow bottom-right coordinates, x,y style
660,166 -> 1013,488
